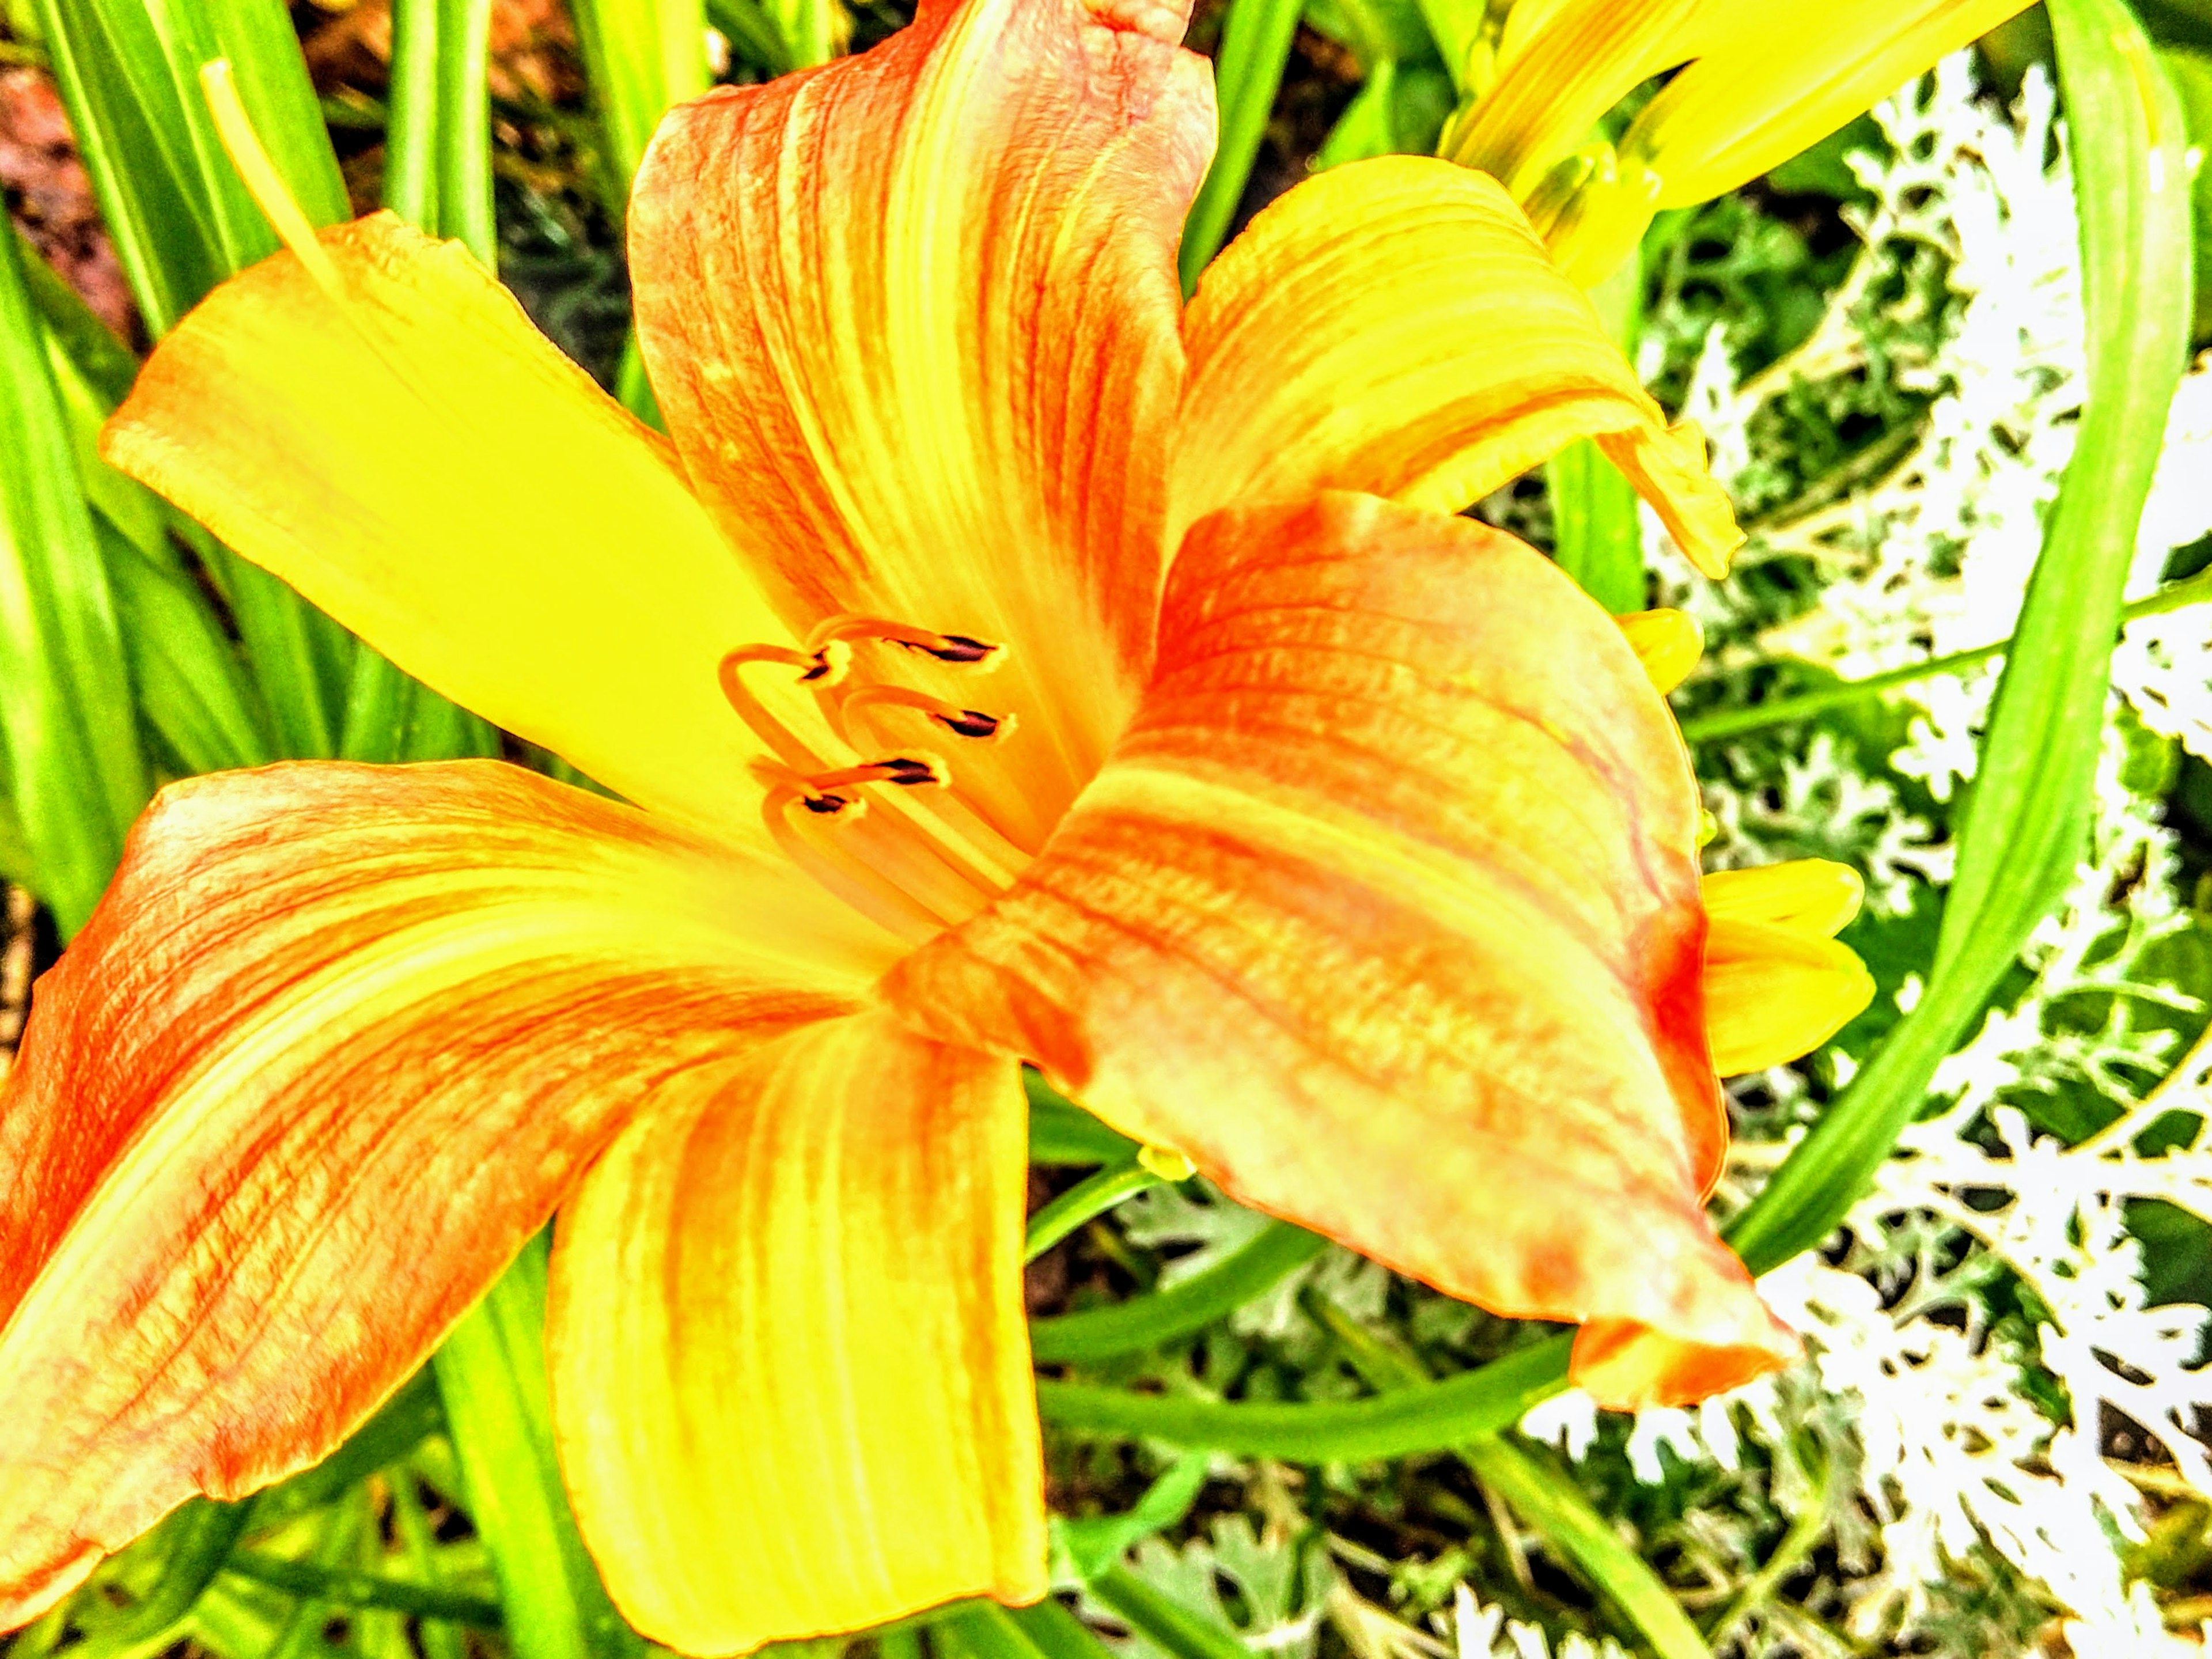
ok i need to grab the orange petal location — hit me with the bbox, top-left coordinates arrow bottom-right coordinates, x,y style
0,763 -> 900,1628
1173,157 -> 1741,576
882,493 -> 1794,1408
548,1010 -> 1042,1655
630,0 -> 1215,845
101,214 -> 793,843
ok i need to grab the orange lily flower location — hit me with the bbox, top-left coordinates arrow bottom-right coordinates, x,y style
0,0 -> 1870,1651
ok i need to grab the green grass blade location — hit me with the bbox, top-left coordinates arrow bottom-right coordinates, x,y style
1726,0 -> 2194,1270
436,0 -> 499,267
1314,57 -> 1403,168
569,0 -> 709,208
1307,1293 -> 1705,1659
1177,0 -> 1304,293
1933,0 -> 2192,985
385,0 -> 442,226
1544,251 -> 1643,613
702,0 -> 793,76
0,221 -> 148,936
770,0 -> 842,69
1036,1333 -> 1571,1459
1460,1436 -> 1710,1659
434,1234 -> 643,1659
163,0 -> 350,271
220,1553 -> 504,1630
1028,1222 -> 1328,1363
1680,569 -> 2212,744
1024,1161 -> 1165,1262
97,516 -> 275,775
29,0 -> 225,336
13,224 -> 138,407
0,792 -> 37,892
34,0 -> 362,755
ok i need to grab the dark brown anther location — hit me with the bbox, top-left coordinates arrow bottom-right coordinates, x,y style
902,632 -> 998,665
802,792 -> 855,815
876,757 -> 945,788
934,709 -> 1003,740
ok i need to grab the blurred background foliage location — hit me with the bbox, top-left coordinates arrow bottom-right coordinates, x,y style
2,1 -> 2212,1656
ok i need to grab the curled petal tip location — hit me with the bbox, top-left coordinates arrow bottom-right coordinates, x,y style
1571,1300 -> 1802,1410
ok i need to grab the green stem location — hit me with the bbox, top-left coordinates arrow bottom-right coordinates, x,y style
1036,1333 -> 1570,1460
1030,1221 -> 1328,1363
1088,1566 -> 1252,1659
1681,569 -> 2212,744
224,1550 -> 503,1631
1702,1454 -> 1829,1644
1304,1293 -> 1708,1659
1025,1161 -> 1164,1263
1461,1438 -> 1710,1659
434,0 -> 497,266
384,0 -> 441,225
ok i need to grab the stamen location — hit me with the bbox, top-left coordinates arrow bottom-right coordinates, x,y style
199,62 -> 342,297
806,614 -> 1006,669
830,683 -> 1016,745
719,645 -> 850,771
804,755 -> 952,793
757,786 -> 949,944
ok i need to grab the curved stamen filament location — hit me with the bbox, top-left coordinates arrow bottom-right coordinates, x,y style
758,785 -> 949,944
806,614 -> 1006,669
753,755 -> 1000,931
719,645 -> 850,773
829,683 -> 1016,747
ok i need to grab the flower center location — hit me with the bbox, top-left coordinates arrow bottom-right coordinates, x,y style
720,615 -> 1035,942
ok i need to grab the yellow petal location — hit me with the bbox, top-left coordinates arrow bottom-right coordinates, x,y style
101,214 -> 790,843
1704,915 -> 1876,1075
1174,157 -> 1741,576
885,492 -> 1794,1407
1448,0 -> 1703,196
0,762 -> 899,1628
548,1010 -> 1043,1655
1623,0 -> 2035,206
1616,608 -> 1703,694
630,0 -> 1215,844
1702,858 -> 1865,937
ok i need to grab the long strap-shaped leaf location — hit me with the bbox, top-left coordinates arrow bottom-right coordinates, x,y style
0,222 -> 147,937
32,0 -> 358,757
1728,0 -> 2194,1271
1044,0 -> 2194,1458
1178,0 -> 1305,293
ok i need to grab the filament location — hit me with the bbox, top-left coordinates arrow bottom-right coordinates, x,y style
827,683 -> 1015,748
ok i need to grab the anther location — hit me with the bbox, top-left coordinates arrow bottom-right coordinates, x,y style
832,683 -> 1015,745
722,641 -> 849,693
806,615 -> 1007,669
804,755 -> 952,793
